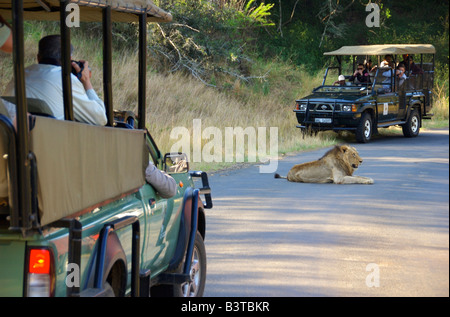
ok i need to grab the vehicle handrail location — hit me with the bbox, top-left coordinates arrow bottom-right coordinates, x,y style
190,171 -> 213,209
96,216 -> 140,297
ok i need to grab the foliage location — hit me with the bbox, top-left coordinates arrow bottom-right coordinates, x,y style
242,0 -> 275,27
10,0 -> 447,122
152,0 -> 447,120
146,0 -> 276,88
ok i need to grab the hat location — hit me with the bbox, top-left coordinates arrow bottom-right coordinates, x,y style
338,75 -> 345,81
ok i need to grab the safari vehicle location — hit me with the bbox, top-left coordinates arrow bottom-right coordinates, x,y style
294,44 -> 436,143
0,0 -> 212,297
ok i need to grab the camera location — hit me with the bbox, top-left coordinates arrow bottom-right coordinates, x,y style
71,60 -> 84,80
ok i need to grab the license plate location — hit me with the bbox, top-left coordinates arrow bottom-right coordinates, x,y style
314,118 -> 332,123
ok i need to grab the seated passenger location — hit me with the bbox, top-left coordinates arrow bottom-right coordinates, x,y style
396,64 -> 407,87
350,63 -> 370,84
373,55 -> 396,92
365,59 -> 376,76
4,35 -> 107,125
405,56 -> 423,75
333,75 -> 350,86
372,54 -> 395,73
383,55 -> 395,69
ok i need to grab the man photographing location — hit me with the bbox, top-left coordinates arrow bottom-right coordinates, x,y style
4,35 -> 107,125
350,63 -> 370,84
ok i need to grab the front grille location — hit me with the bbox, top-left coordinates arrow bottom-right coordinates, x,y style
307,103 -> 340,112
316,103 -> 333,111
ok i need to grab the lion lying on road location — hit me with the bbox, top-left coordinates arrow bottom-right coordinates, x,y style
274,145 -> 374,184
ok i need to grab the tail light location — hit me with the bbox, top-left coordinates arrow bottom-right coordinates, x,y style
26,248 -> 55,297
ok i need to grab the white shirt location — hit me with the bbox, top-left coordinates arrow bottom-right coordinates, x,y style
5,64 -> 107,125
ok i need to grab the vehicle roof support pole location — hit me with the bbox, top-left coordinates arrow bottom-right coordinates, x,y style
431,54 -> 435,90
60,0 -> 74,121
393,54 -> 397,91
12,0 -> 32,231
336,56 -> 342,75
421,54 -> 424,89
138,13 -> 147,130
103,6 -> 114,126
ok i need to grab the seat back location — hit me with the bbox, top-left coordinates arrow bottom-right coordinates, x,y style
1,96 -> 55,117
30,116 -> 147,226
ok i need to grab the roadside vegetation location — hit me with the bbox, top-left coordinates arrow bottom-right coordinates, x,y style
0,0 -> 448,172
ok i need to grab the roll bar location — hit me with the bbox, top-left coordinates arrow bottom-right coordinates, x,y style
11,0 -> 33,232
5,0 -> 156,232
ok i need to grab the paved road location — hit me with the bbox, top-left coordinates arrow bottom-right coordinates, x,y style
202,129 -> 449,297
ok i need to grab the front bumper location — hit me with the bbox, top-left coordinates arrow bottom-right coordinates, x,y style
294,110 -> 362,131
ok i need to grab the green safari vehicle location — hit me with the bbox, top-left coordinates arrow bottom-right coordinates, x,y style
0,0 -> 212,297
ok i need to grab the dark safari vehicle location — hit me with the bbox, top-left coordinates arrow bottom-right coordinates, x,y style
0,0 -> 212,297
294,44 -> 436,143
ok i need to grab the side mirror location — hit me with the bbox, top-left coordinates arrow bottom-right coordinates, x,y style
164,152 -> 189,173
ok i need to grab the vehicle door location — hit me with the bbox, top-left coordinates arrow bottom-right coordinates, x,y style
396,80 -> 407,120
376,92 -> 398,123
139,184 -> 176,270
139,132 -> 185,271
375,68 -> 398,123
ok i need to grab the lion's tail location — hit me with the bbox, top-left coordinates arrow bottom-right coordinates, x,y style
274,173 -> 287,179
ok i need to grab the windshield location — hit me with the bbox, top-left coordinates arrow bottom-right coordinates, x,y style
319,66 -> 371,93
314,85 -> 369,93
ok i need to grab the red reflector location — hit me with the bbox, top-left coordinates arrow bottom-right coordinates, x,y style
29,249 -> 51,274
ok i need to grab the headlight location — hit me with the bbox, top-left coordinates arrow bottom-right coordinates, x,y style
298,103 -> 307,111
342,104 -> 352,112
342,104 -> 358,112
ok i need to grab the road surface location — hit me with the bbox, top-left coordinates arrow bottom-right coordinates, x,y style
203,129 -> 449,297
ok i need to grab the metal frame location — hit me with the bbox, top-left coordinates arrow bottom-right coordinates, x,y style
4,0 -> 151,232
95,216 -> 140,297
11,0 -> 32,232
3,0 -> 212,297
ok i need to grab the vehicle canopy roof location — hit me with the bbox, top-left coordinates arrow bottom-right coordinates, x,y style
0,0 -> 172,22
324,44 -> 436,56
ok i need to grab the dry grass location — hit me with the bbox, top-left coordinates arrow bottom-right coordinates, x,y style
1,34 -> 330,171
93,50 -> 335,170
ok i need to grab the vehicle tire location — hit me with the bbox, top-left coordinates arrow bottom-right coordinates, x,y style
402,109 -> 420,137
151,231 -> 207,297
174,231 -> 207,297
356,112 -> 372,143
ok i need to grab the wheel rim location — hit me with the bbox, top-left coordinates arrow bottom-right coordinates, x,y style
411,116 -> 419,133
181,246 -> 201,297
364,119 -> 371,138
